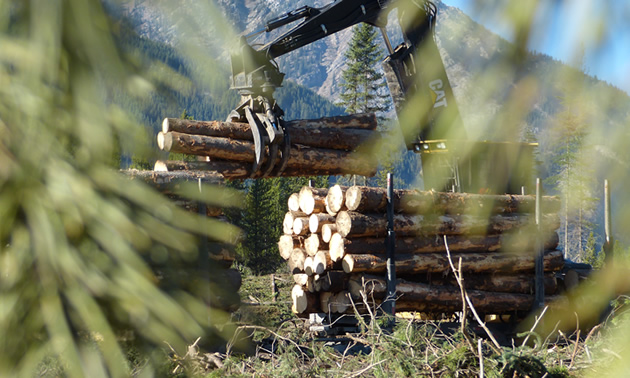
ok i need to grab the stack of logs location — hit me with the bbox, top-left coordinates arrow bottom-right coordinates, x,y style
122,169 -> 242,313
280,184 -> 564,317
154,114 -> 379,178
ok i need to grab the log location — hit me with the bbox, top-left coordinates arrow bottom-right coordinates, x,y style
121,169 -> 224,194
348,275 -> 537,313
292,217 -> 310,236
304,234 -> 324,256
288,193 -> 301,212
312,250 -> 334,276
428,273 -> 558,295
293,273 -> 310,287
298,187 -> 328,215
156,159 -> 367,179
304,256 -> 315,276
159,132 -> 377,177
287,248 -> 306,274
166,195 -> 223,217
321,224 -> 337,243
330,291 -> 352,314
344,186 -> 561,215
326,185 -> 348,215
328,232 -> 560,262
309,213 -> 336,234
335,211 -> 560,238
278,235 -> 300,260
291,285 -> 319,314
162,115 -> 378,151
320,292 -> 333,313
283,211 -> 306,235
342,250 -> 564,275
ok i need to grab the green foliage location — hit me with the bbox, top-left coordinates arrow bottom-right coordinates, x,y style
338,23 -> 391,115
0,1 -> 242,376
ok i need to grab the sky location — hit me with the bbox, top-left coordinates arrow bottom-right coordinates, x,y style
441,0 -> 630,94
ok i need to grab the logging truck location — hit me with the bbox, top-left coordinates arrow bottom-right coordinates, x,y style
216,0 -> 597,330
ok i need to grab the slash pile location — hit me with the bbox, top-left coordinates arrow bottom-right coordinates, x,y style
154,114 -> 380,178
122,169 -> 242,313
279,184 -> 564,317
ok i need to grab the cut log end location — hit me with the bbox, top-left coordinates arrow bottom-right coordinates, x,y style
291,284 -> 317,314
344,186 -> 362,211
162,118 -> 170,134
153,160 -> 168,172
342,254 -> 354,273
326,185 -> 346,214
329,233 -> 346,262
321,224 -> 337,243
288,193 -> 300,212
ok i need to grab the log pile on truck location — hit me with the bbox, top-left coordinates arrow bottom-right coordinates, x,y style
280,184 -> 565,317
122,169 -> 242,313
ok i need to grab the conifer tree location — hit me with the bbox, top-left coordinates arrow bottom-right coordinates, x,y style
338,23 -> 390,115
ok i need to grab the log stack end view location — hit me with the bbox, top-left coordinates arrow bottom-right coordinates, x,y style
280,184 -> 565,319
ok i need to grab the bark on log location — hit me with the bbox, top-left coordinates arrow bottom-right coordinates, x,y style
321,224 -> 337,243
326,185 -> 348,215
305,234 -> 324,256
159,132 -> 377,177
328,232 -> 560,262
291,285 -> 319,314
166,195 -> 223,217
336,211 -> 560,238
156,159 -> 366,179
287,248 -> 306,274
278,235 -> 300,260
162,116 -> 378,151
292,217 -> 310,236
122,169 -> 224,194
298,187 -> 328,215
312,250 -> 334,276
342,250 -> 564,275
428,273 -> 558,295
309,213 -> 336,234
344,186 -> 561,214
348,275 -> 537,313
288,193 -> 301,212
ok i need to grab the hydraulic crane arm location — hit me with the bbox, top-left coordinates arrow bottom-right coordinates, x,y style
227,0 -> 465,177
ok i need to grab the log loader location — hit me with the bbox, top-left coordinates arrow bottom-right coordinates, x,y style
227,0 -> 535,193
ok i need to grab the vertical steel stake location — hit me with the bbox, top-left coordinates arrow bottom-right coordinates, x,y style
604,179 -> 614,262
534,178 -> 545,311
384,172 -> 396,317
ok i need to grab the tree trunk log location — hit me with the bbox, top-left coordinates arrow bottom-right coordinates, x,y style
122,169 -> 224,194
163,117 -> 377,151
292,217 -> 310,236
283,211 -> 306,235
288,193 -> 301,212
291,285 -> 319,314
305,234 -> 324,256
335,211 -> 560,238
309,213 -> 336,234
342,250 -> 564,275
321,224 -> 337,243
278,234 -> 300,260
348,276 -> 537,313
328,232 -> 560,262
344,186 -> 561,214
427,273 -> 558,295
326,185 -> 348,215
298,187 -> 328,215
159,132 -> 377,177
312,250 -> 334,276
287,248 -> 306,274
